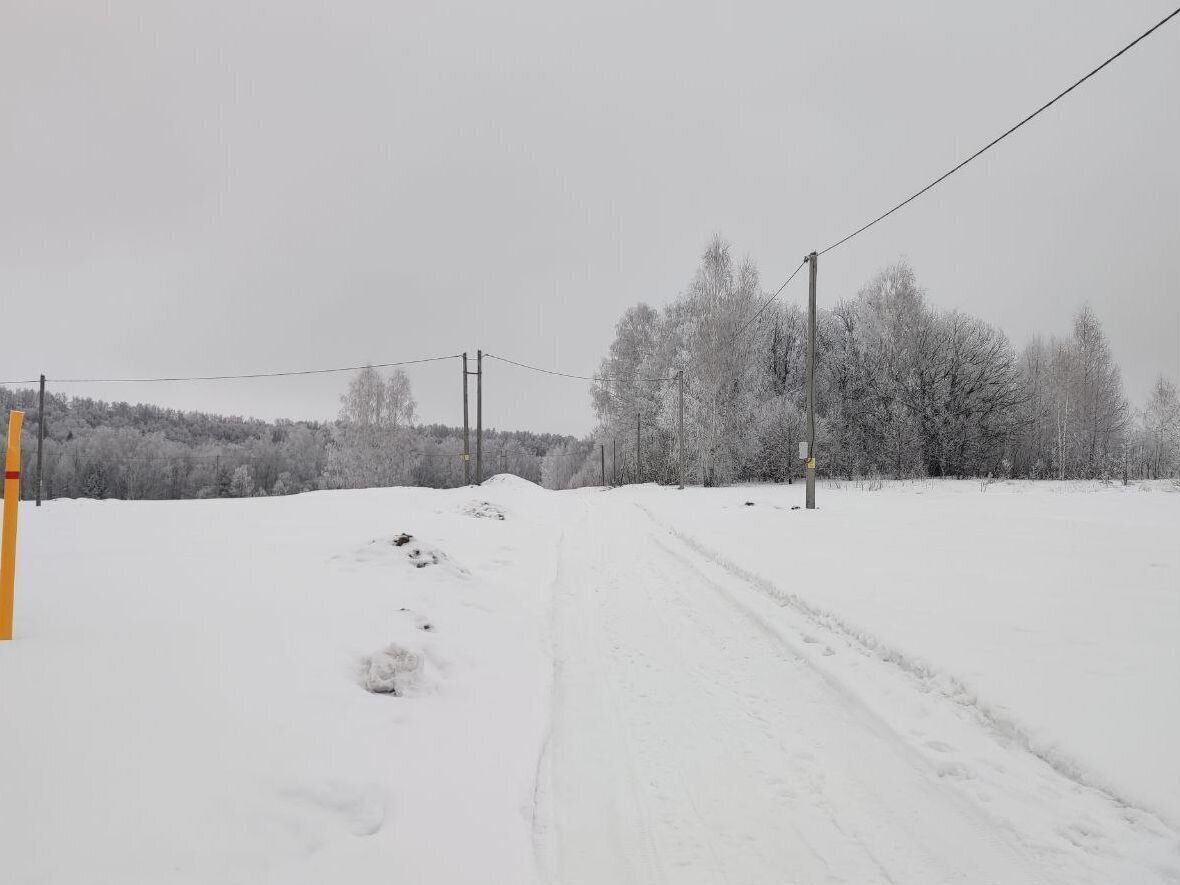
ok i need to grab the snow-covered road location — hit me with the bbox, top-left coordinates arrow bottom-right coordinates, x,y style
537,492 -> 1178,885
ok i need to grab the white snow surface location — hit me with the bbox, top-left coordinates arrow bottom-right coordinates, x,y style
1,479 -> 1177,883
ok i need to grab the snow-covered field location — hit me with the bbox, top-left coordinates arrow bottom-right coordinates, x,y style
1,479 -> 1177,883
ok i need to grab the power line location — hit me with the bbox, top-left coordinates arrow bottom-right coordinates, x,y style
733,259 -> 808,340
818,4 -> 1180,257
2,354 -> 461,386
484,353 -> 675,384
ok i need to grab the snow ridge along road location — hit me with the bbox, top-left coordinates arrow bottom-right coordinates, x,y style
535,490 -> 1180,885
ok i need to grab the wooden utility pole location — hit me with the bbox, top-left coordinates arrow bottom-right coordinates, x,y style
476,350 -> 483,484
636,412 -> 641,484
600,444 -> 606,487
612,437 -> 617,486
462,354 -> 470,485
677,369 -> 685,490
36,375 -> 46,506
805,252 -> 818,510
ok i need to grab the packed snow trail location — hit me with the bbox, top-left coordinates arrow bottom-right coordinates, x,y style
535,494 -> 1169,884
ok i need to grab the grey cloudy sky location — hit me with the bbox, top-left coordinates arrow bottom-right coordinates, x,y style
2,0 -> 1177,436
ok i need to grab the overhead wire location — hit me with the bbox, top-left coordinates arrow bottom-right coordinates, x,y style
1,354 -> 461,386
483,352 -> 675,384
733,259 -> 808,340
816,4 -> 1180,257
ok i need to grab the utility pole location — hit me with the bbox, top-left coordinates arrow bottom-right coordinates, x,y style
805,251 -> 817,510
600,444 -> 606,487
677,369 -> 685,490
462,354 -> 470,485
612,437 -> 618,486
636,412 -> 641,484
476,350 -> 483,484
36,375 -> 46,506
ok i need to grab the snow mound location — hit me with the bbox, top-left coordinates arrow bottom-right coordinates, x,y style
361,643 -> 425,696
464,500 -> 507,520
481,474 -> 543,492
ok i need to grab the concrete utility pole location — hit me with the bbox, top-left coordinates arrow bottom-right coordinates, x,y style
612,437 -> 618,486
476,350 -> 483,484
600,444 -> 606,487
462,354 -> 470,485
805,252 -> 818,510
36,375 -> 45,506
677,369 -> 685,490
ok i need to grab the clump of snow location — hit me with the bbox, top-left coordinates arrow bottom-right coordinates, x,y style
361,643 -> 424,695
464,500 -> 506,520
345,534 -> 464,573
406,543 -> 440,568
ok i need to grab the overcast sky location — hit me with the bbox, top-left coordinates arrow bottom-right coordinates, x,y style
2,0 -> 1177,436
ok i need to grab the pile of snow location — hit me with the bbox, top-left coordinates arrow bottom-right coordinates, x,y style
480,473 -> 542,492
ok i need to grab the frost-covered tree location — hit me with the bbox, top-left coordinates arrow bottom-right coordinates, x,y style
1140,376 -> 1180,479
579,244 -> 1146,486
326,366 -> 420,489
229,464 -> 254,497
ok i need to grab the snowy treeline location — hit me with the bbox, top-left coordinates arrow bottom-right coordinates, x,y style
0,375 -> 568,500
550,237 -> 1180,487
323,367 -> 562,490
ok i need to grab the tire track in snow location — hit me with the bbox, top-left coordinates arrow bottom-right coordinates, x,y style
535,498 -> 670,885
539,495 -> 1066,884
633,502 -> 1180,882
639,528 -> 1050,884
638,501 -> 1162,825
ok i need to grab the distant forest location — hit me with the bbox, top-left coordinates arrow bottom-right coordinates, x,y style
3,239 -> 1178,500
0,383 -> 572,501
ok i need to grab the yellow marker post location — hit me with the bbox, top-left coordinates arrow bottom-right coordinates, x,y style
1,410 -> 24,640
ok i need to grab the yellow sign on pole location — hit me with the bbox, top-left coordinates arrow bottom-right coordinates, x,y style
1,410 -> 24,641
